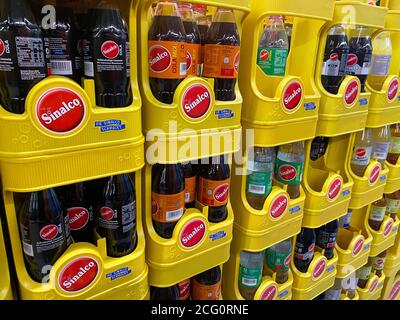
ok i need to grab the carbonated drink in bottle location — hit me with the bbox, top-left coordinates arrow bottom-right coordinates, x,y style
203,7 -> 240,101
19,188 -> 70,282
310,137 -> 329,161
265,238 -> 292,284
150,285 -> 180,300
179,2 -> 201,76
387,123 -> 400,165
368,31 -> 392,91
191,266 -> 221,300
198,155 -> 230,223
368,198 -> 387,231
321,25 -> 349,94
339,209 -> 353,229
152,163 -> 185,238
182,162 -> 197,209
96,174 -> 137,257
316,219 -> 339,260
346,26 -> 373,92
238,250 -> 264,300
148,1 -> 186,104
357,258 -> 372,288
385,190 -> 400,220
275,142 -> 305,199
294,227 -> 316,273
178,279 -> 191,301
90,4 -> 132,107
351,128 -> 373,177
371,250 -> 387,277
372,125 -> 391,168
257,16 -> 289,76
192,4 -> 208,73
0,0 -> 47,114
246,147 -> 275,210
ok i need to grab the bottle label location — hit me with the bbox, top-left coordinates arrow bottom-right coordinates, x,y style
44,36 -> 73,75
346,52 -> 372,76
316,231 -> 337,250
257,47 -> 288,76
126,41 -> 130,77
179,279 -> 190,300
369,205 -> 386,222
98,202 -> 136,233
203,44 -> 240,79
294,242 -> 314,261
266,248 -> 291,272
148,40 -> 186,79
386,198 -> 400,214
121,201 -> 136,233
339,210 -> 352,228
95,39 -> 126,74
186,43 -> 201,76
357,265 -> 372,280
370,54 -> 391,76
246,162 -> 273,196
191,279 -> 220,300
67,207 -> 90,231
83,39 -> 94,77
274,159 -> 304,185
351,146 -> 372,166
322,52 -> 347,77
324,289 -> 342,300
389,137 -> 400,154
184,176 -> 196,204
0,37 -> 14,72
373,142 -> 390,160
371,257 -> 385,271
239,265 -> 262,289
197,177 -> 230,207
151,191 -> 185,222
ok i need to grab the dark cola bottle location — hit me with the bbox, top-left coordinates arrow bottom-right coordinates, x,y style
294,227 -> 316,273
18,188 -> 70,283
57,182 -> 94,244
310,137 -> 329,161
346,26 -> 373,92
89,4 -> 131,107
150,285 -> 180,300
321,25 -> 349,94
203,7 -> 240,101
179,2 -> 201,76
43,6 -> 79,82
191,266 -> 221,300
96,174 -> 137,257
316,219 -> 338,260
0,0 -> 47,114
198,155 -> 230,223
151,164 -> 185,239
148,1 -> 187,104
83,8 -> 96,80
182,162 -> 197,209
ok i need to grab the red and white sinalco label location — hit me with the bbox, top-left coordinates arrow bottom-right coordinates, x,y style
181,84 -> 212,120
58,257 -> 99,293
101,41 -> 119,59
259,285 -> 277,300
40,224 -> 59,241
369,164 -> 381,185
0,39 -> 5,56
384,219 -> 393,237
68,207 -> 90,230
327,177 -> 342,201
369,278 -> 378,292
269,194 -> 288,219
352,237 -> 364,256
149,45 -> 172,73
282,81 -> 302,111
179,218 -> 207,248
344,80 -> 359,106
389,280 -> 400,300
387,78 -> 399,102
312,259 -> 327,280
35,88 -> 86,134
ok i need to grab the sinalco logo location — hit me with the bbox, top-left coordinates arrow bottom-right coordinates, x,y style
101,41 -> 119,59
35,88 -> 86,134
384,219 -> 394,237
213,183 -> 229,203
278,165 -> 297,181
388,78 -> 399,102
0,39 -> 5,56
282,81 -> 302,111
259,285 -> 277,300
186,51 -> 192,71
40,224 -> 59,241
327,178 -> 342,201
68,207 -> 89,231
344,79 -> 359,106
181,83 -> 212,120
369,164 -> 381,185
269,194 -> 288,219
149,45 -> 171,73
179,218 -> 207,249
100,207 -> 114,221
352,237 -> 364,256
312,259 -> 327,280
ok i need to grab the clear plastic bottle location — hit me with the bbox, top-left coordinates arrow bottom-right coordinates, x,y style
275,142 -> 305,199
387,123 -> 400,165
368,31 -> 392,91
257,16 -> 289,76
351,128 -> 373,177
339,209 -> 353,229
246,147 -> 276,210
238,250 -> 264,300
369,198 -> 387,231
324,278 -> 342,300
265,238 -> 292,284
372,126 -> 391,168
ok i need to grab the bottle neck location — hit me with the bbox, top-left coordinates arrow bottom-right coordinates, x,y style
213,8 -> 235,24
155,1 -> 178,17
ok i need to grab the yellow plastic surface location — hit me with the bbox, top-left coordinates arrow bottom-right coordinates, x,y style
385,10 -> 400,31
387,0 -> 400,11
340,290 -> 359,300
239,1 -> 334,146
3,172 -> 149,300
302,137 -> 353,228
346,134 -> 388,209
230,154 -> 304,251
138,1 -> 249,164
143,165 -> 233,287
0,219 -> 13,300
333,1 -> 387,28
357,272 -> 385,300
381,272 -> 400,300
291,250 -> 338,300
384,160 -> 400,194
335,226 -> 372,279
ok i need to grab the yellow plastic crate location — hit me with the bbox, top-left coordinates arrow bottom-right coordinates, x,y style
357,272 -> 385,300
